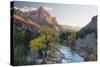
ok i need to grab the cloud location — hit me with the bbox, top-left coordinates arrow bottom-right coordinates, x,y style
44,7 -> 53,11
14,6 -> 53,12
19,6 -> 37,12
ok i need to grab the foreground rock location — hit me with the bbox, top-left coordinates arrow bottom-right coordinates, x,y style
27,49 -> 64,64
74,16 -> 97,61
74,33 -> 97,61
46,49 -> 64,64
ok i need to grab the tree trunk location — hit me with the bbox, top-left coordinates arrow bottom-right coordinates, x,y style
42,42 -> 49,64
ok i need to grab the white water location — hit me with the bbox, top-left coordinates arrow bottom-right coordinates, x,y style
59,46 -> 84,63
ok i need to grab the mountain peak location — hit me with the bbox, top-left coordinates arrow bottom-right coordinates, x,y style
37,6 -> 44,11
86,15 -> 97,28
36,6 -> 53,24
78,15 -> 97,38
92,15 -> 97,22
37,6 -> 47,13
13,6 -> 62,32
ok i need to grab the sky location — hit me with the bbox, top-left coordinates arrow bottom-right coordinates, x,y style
13,1 -> 97,28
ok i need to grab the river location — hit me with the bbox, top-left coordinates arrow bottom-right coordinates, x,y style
58,45 -> 84,63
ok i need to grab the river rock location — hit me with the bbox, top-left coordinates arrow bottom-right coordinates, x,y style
46,49 -> 64,64
74,33 -> 97,61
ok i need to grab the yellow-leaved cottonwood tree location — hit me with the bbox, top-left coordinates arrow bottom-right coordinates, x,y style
29,26 -> 59,63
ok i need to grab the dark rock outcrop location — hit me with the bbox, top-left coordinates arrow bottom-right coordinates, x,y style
78,16 -> 97,38
74,16 -> 97,61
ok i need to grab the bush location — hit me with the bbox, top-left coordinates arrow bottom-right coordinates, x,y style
13,45 -> 30,65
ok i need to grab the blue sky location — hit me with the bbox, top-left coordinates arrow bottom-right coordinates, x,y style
13,1 -> 97,27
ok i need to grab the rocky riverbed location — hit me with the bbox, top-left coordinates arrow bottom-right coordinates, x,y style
58,46 -> 84,63
27,45 -> 84,64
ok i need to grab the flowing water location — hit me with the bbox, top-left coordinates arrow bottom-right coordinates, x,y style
59,46 -> 84,63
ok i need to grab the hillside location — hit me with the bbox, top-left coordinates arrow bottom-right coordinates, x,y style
12,6 -> 62,32
74,16 -> 97,61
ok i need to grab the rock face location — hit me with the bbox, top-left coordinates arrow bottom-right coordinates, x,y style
46,49 -> 64,64
78,16 -> 97,38
74,33 -> 97,59
12,6 -> 62,32
27,49 -> 64,64
74,16 -> 97,61
12,6 -> 83,32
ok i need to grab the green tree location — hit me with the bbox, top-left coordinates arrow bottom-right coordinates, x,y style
13,25 -> 36,65
29,26 -> 59,63
13,45 -> 29,65
59,32 -> 70,43
68,32 -> 77,47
